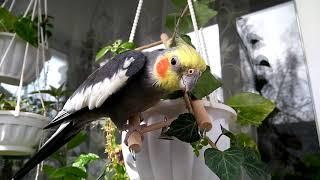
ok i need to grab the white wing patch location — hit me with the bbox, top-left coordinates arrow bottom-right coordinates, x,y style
43,122 -> 70,146
63,57 -> 135,112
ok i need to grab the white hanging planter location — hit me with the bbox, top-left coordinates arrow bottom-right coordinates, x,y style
0,110 -> 49,156
0,32 -> 50,85
122,99 -> 237,180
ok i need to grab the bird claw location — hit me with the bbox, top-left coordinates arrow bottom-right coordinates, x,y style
124,124 -> 146,146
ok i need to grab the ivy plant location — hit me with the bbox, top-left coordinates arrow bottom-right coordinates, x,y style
164,90 -> 275,180
0,7 -> 54,47
162,1 -> 276,177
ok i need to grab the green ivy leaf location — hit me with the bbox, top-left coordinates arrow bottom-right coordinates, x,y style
165,113 -> 200,143
49,166 -> 87,179
171,0 -> 187,8
165,13 -> 179,32
67,131 -> 88,150
220,125 -> 235,139
226,92 -> 275,126
198,0 -> 215,5
165,13 -> 193,34
204,147 -> 243,180
95,45 -> 111,62
220,126 -> 259,153
191,66 -> 222,99
191,138 -> 209,157
42,165 -> 55,176
303,153 -> 320,168
0,7 -> 16,32
72,153 -> 100,171
194,1 -> 218,27
112,39 -> 122,48
14,17 -> 38,47
119,42 -> 135,50
180,34 -> 194,48
235,133 -> 259,152
241,148 -> 270,180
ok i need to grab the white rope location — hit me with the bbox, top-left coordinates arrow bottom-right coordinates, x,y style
44,0 -> 48,46
36,0 -> 47,117
187,0 -> 205,60
128,0 -> 143,43
14,43 -> 29,115
14,0 -> 37,115
1,0 -> 8,8
23,0 -> 35,18
8,0 -> 15,11
35,131 -> 45,180
0,34 -> 16,68
38,0 -> 48,88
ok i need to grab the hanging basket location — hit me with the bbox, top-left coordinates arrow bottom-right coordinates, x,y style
0,110 -> 49,156
122,99 -> 237,179
0,32 -> 50,85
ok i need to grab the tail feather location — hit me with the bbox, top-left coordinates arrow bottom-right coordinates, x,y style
13,122 -> 81,180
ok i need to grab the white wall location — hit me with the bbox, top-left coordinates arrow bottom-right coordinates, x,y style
295,0 -> 320,144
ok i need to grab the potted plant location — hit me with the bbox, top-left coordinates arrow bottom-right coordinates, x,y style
0,7 -> 53,85
0,93 -> 49,156
0,84 -> 67,156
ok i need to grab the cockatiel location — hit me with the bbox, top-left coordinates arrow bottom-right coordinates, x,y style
13,39 -> 206,179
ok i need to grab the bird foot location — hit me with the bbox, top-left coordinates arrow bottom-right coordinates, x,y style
124,124 -> 146,146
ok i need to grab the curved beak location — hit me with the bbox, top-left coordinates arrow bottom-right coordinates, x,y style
179,69 -> 201,92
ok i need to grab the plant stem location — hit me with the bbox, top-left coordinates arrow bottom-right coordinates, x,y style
214,133 -> 224,145
204,136 -> 217,149
183,92 -> 194,114
170,4 -> 189,47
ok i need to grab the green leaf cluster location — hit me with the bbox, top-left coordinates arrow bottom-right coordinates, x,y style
191,138 -> 208,156
43,133 -> 102,180
30,83 -> 69,112
95,40 -> 135,62
44,152 -> 99,180
202,126 -> 270,180
0,7 -> 54,47
166,0 -> 217,33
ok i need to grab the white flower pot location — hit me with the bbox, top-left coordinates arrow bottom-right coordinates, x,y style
0,110 -> 49,156
0,32 -> 50,85
122,99 -> 237,180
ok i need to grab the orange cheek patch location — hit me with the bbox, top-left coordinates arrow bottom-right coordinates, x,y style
156,57 -> 169,78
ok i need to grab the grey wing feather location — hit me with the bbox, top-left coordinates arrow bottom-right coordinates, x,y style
47,51 -> 146,128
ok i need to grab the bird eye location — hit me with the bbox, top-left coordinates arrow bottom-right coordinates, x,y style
171,57 -> 177,65
188,69 -> 195,75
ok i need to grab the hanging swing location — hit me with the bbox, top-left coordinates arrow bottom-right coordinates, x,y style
113,0 -> 237,179
0,0 -> 49,156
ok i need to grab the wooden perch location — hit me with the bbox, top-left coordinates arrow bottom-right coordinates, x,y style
135,40 -> 162,51
141,118 -> 175,134
191,99 -> 212,131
